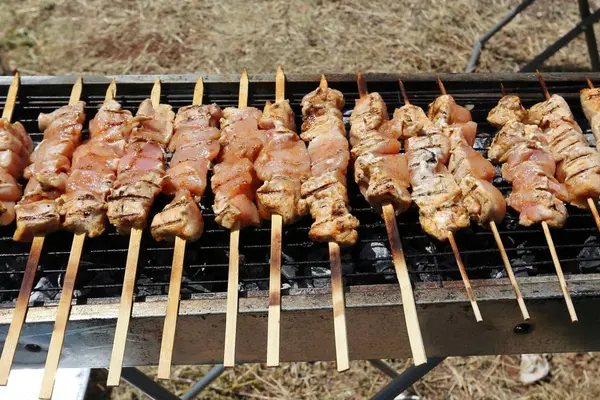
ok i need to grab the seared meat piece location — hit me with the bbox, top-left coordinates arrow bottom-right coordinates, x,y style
0,119 -> 32,225
60,100 -> 134,237
259,100 -> 296,131
255,127 -> 311,224
487,101 -> 568,228
300,85 -> 345,131
151,104 -> 222,242
24,102 -> 85,192
349,92 -> 411,216
427,94 -> 472,127
300,85 -> 358,246
580,87 -> 600,146
14,103 -> 86,241
460,177 -> 506,225
107,99 -> 174,234
388,104 -> 432,139
530,94 -> 574,123
487,95 -> 540,127
211,107 -> 266,229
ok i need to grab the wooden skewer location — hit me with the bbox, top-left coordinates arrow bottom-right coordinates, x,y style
500,83 -> 506,97
0,73 -> 43,386
533,71 -> 579,322
447,232 -> 483,322
107,79 -> 161,386
542,222 -> 578,322
318,74 -> 350,372
223,70 -> 248,368
156,77 -> 204,380
490,221 -> 530,320
266,66 -> 285,367
582,79 -> 600,232
37,77 -> 85,400
434,78 -> 483,321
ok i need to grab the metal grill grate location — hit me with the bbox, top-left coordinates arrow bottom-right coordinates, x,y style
0,74 -> 599,306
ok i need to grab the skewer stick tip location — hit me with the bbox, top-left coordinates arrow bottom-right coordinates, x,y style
398,79 -> 410,105
586,77 -> 595,89
320,74 -> 328,90
151,79 -> 162,108
275,65 -> 285,103
267,214 -> 283,367
2,72 -> 21,121
500,83 -> 506,97
239,70 -> 249,108
69,76 -> 83,105
357,72 -> 368,99
328,241 -> 350,372
105,80 -> 117,102
535,70 -> 550,100
193,76 -> 204,106
447,231 -> 483,322
436,77 -> 447,95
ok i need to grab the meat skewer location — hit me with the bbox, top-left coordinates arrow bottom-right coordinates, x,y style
107,79 -> 174,385
212,70 -> 265,367
153,77 -> 221,379
351,73 -> 426,365
487,83 -> 578,322
405,80 -> 482,321
257,66 -> 310,366
432,79 -> 529,321
33,77 -> 86,400
300,75 -> 359,372
0,73 -> 36,384
578,77 -> 600,230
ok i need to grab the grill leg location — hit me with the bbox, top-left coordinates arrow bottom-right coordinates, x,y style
521,8 -> 600,71
181,364 -> 225,400
578,0 -> 600,71
369,359 -> 399,379
370,357 -> 446,400
118,367 -> 180,400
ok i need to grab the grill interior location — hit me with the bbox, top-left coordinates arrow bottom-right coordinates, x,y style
0,74 -> 599,307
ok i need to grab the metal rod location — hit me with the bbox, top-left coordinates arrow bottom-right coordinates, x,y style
521,8 -> 600,72
370,357 -> 446,400
120,367 -> 180,400
181,364 -> 225,400
369,359 -> 399,379
578,0 -> 600,71
466,0 -> 536,72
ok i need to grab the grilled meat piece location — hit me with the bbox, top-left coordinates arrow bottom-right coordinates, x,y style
487,95 -> 540,127
13,178 -> 62,241
580,87 -> 600,146
107,100 -> 173,234
300,85 -> 345,131
60,100 -> 134,237
259,100 -> 296,132
530,94 -> 574,123
349,92 -> 411,215
24,102 -> 85,192
255,127 -> 311,224
300,85 -> 358,246
0,119 -> 32,225
427,94 -> 472,127
211,107 -> 266,229
488,102 -> 568,228
389,104 -> 432,139
151,104 -> 222,242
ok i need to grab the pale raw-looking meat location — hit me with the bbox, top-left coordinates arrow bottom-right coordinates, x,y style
259,100 -> 296,132
151,104 -> 222,242
60,99 -> 134,237
255,127 -> 311,224
107,99 -> 173,235
211,107 -> 265,229
487,95 -> 540,127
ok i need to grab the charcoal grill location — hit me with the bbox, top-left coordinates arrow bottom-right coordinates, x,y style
1,73 -> 600,370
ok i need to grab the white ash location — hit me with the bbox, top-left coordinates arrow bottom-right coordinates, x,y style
29,276 -> 60,303
360,241 -> 394,279
311,266 -> 330,288
578,236 -> 600,271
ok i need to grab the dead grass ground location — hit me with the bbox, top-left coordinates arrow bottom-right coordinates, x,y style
2,0 -> 600,399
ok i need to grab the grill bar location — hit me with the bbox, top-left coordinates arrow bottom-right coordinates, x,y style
0,73 -> 600,367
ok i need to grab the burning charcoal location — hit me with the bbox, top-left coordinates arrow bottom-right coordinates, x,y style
578,236 -> 600,272
341,252 -> 355,275
493,165 -> 503,185
30,276 -> 60,303
311,266 -> 330,288
405,246 -> 436,282
180,276 -> 211,294
242,282 -> 260,292
135,275 -> 164,296
282,283 -> 292,290
473,134 -> 492,151
506,242 -> 536,277
360,241 -> 393,279
503,212 -> 521,231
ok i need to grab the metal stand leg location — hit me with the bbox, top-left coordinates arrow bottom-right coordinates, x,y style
465,0 -> 536,72
181,364 -> 225,400
578,0 -> 600,71
370,357 -> 446,400
521,8 -> 600,71
369,359 -> 399,379
119,367 -> 180,400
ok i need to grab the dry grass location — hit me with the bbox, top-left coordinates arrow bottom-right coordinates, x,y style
3,0 -> 600,399
1,0 -> 600,75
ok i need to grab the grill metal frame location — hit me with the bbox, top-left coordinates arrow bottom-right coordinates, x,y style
1,73 -> 600,368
